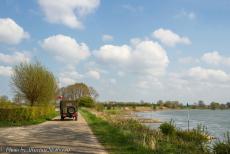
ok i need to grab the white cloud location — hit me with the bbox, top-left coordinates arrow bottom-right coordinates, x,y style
0,52 -> 30,65
59,66 -> 84,86
201,51 -> 230,66
130,38 -> 142,46
175,10 -> 196,20
131,41 -> 169,76
122,4 -> 143,12
0,18 -> 29,44
87,70 -> 100,80
102,34 -> 113,42
95,44 -> 131,64
188,67 -> 230,82
38,0 -> 100,29
95,40 -> 169,76
41,34 -> 90,63
153,28 -> 191,47
0,66 -> 12,76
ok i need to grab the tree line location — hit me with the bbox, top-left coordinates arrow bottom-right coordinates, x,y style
0,62 -> 98,107
98,100 -> 230,110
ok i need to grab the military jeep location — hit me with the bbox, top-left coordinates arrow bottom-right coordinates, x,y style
60,100 -> 78,120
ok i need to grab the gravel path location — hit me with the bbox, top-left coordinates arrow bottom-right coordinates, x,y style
0,113 -> 107,154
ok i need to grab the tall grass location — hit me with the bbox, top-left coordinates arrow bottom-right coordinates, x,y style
213,132 -> 230,154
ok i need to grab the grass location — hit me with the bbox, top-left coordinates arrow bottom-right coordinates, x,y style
80,108 -> 154,154
0,112 -> 58,127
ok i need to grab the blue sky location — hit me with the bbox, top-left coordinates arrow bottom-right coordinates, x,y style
0,0 -> 230,104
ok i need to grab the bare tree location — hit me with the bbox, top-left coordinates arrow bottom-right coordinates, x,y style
89,86 -> 99,100
60,83 -> 98,101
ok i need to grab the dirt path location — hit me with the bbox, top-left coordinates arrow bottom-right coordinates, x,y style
0,113 -> 107,154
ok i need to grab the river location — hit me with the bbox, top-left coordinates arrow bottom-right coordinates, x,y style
136,109 -> 230,139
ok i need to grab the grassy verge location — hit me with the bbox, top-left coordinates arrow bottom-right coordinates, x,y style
0,112 -> 58,127
80,108 -> 154,154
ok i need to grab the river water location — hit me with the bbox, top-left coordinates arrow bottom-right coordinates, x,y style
136,109 -> 230,139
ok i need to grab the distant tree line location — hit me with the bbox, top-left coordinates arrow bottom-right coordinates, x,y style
190,100 -> 230,110
98,100 -> 230,110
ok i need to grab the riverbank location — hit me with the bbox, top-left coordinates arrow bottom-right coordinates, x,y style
136,109 -> 230,140
81,108 -> 230,154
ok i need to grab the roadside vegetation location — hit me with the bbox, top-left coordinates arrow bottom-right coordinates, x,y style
81,106 -> 230,154
0,62 -> 57,127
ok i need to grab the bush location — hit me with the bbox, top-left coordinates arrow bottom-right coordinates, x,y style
160,121 -> 176,136
78,96 -> 95,108
95,103 -> 104,111
0,105 -> 56,122
213,132 -> 230,154
177,130 -> 208,143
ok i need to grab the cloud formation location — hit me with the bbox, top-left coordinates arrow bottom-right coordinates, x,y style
0,52 -> 30,65
95,40 -> 169,76
38,0 -> 100,29
41,34 -> 90,63
202,51 -> 230,66
153,28 -> 191,47
102,34 -> 114,42
0,18 -> 29,44
175,10 -> 196,20
0,66 -> 12,76
87,70 -> 100,80
59,66 -> 84,86
188,66 -> 230,82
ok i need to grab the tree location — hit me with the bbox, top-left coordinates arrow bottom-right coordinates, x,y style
89,86 -> 99,100
157,100 -> 164,106
60,83 -> 98,101
220,104 -> 226,110
0,95 -> 8,102
13,93 -> 25,104
11,62 -> 57,106
226,102 -> 230,109
210,102 -> 220,110
78,96 -> 95,107
198,100 -> 206,108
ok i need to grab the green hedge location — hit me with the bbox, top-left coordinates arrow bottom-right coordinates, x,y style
78,96 -> 95,108
0,105 -> 56,122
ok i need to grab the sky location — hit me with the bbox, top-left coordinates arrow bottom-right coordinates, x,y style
0,0 -> 230,104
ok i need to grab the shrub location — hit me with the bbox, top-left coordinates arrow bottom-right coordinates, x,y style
0,105 -> 56,122
78,96 -> 95,108
95,103 -> 104,112
159,121 -> 176,136
213,132 -> 230,154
